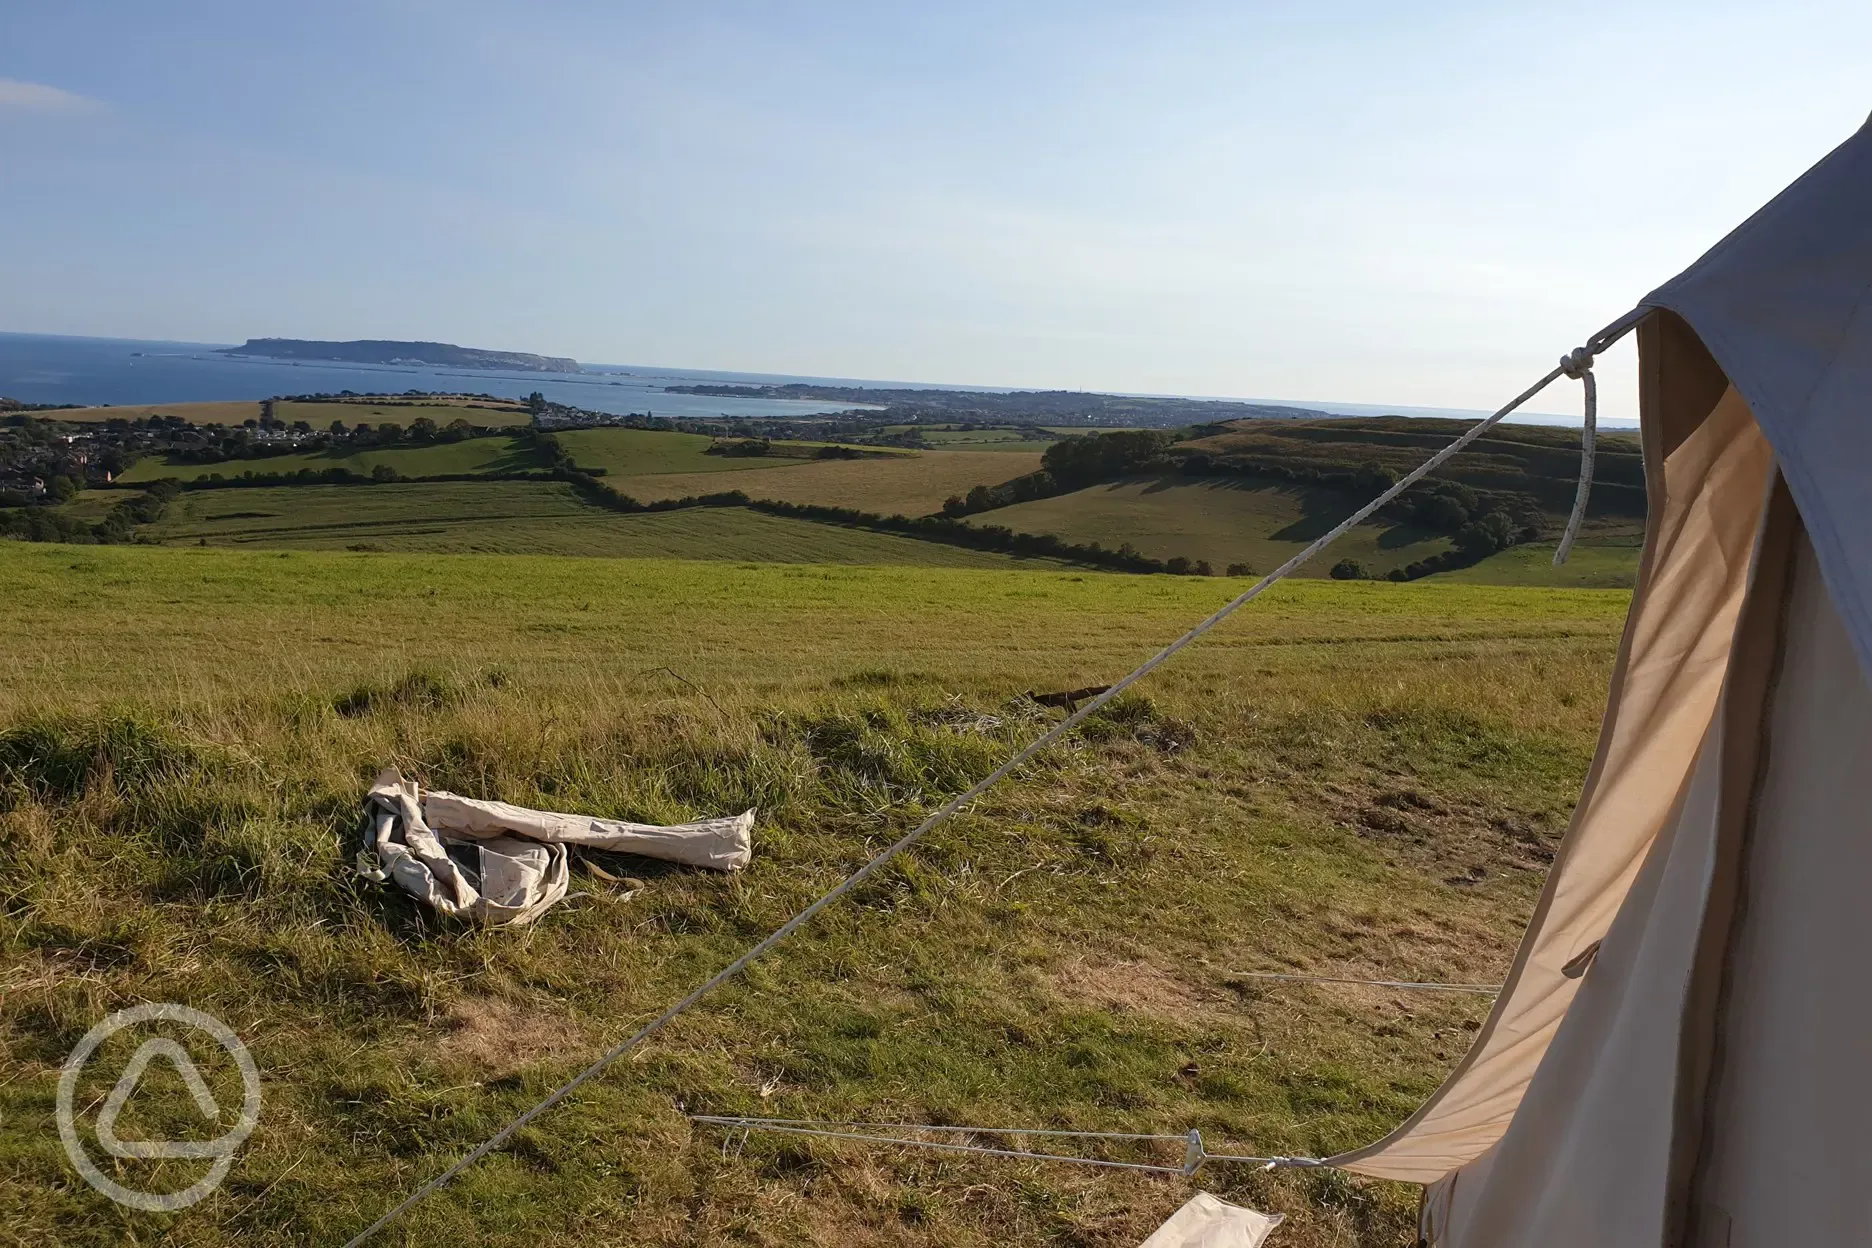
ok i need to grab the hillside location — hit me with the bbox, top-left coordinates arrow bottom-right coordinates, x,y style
0,541 -> 1628,1246
971,477 -> 1457,579
219,338 -> 580,373
954,419 -> 1645,586
1180,416 -> 1646,519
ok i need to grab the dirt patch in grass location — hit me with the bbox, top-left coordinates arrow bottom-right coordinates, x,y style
1326,781 -> 1564,889
1048,956 -> 1219,1024
436,997 -> 587,1075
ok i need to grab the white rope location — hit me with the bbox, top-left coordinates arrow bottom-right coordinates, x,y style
339,310 -> 1643,1246
1552,345 -> 1599,565
690,1115 -> 1326,1174
1231,971 -> 1501,994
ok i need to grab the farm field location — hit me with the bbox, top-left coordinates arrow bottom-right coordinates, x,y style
53,399 -> 264,425
614,447 -> 1044,514
886,425 -> 1059,452
555,427 -> 912,476
116,435 -> 546,483
970,476 -> 1456,578
1438,538 -> 1643,588
0,539 -> 1631,1247
273,399 -> 532,428
136,481 -> 1054,566
553,428 -> 803,476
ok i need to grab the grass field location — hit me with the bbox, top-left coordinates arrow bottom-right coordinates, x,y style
886,427 -> 1058,453
966,476 -> 1643,586
273,400 -> 532,429
552,428 -> 804,477
969,476 -> 1455,578
116,436 -> 546,484
136,482 -> 1054,566
1438,539 -> 1642,588
0,539 -> 1631,1246
615,449 -> 1044,515
53,400 -> 265,425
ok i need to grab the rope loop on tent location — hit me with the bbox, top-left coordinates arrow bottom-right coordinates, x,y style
1553,345 -> 1600,565
688,1115 -> 1327,1175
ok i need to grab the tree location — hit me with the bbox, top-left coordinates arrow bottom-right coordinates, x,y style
527,391 -> 547,417
329,420 -> 348,437
1454,512 -> 1516,557
409,416 -> 439,442
370,464 -> 400,482
941,494 -> 967,518
1165,556 -> 1193,575
1330,558 -> 1368,580
964,484 -> 993,512
1225,562 -> 1255,577
1194,560 -> 1214,576
1426,496 -> 1470,530
1354,461 -> 1396,494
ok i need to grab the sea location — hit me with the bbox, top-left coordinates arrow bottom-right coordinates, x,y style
0,332 -> 1629,428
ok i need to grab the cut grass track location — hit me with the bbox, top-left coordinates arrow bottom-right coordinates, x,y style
141,481 -> 1057,566
616,448 -> 1044,515
0,541 -> 1631,1246
116,435 -> 546,483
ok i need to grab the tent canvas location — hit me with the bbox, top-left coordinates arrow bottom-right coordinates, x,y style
1319,115 -> 1872,1246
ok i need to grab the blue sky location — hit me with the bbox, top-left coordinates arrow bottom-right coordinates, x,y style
2,1 -> 1868,415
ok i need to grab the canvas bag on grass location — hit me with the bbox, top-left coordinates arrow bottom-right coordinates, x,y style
1138,1192 -> 1283,1248
359,767 -> 754,926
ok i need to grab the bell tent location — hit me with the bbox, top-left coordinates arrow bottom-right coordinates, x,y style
1322,113 -> 1872,1247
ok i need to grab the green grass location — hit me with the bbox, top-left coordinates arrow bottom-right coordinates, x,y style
968,476 -> 1642,586
139,482 -> 1057,566
0,540 -> 1631,1246
970,476 -> 1455,578
893,427 -> 1058,453
1439,539 -> 1642,588
117,436 -> 546,483
50,489 -> 146,522
274,399 -> 533,429
54,401 -> 265,426
615,449 -> 1045,515
552,428 -> 803,477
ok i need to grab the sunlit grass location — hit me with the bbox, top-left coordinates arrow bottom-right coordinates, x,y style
0,541 -> 1630,1245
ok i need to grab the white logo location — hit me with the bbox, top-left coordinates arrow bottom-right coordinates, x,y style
57,1003 -> 261,1211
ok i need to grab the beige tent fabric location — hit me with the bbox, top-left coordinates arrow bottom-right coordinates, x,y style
1335,385 -> 1773,1182
360,768 -> 754,926
1423,644 -> 1740,1245
1419,509 -> 1857,1248
1684,537 -> 1872,1246
1136,1193 -> 1283,1247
